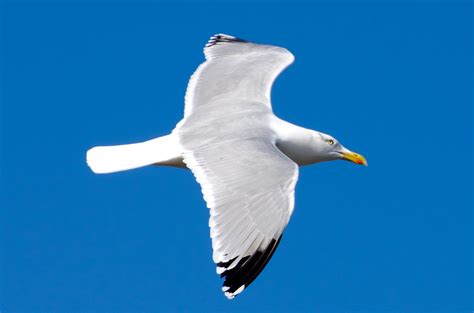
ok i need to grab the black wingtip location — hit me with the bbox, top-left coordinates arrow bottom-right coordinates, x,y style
219,236 -> 283,299
205,33 -> 248,48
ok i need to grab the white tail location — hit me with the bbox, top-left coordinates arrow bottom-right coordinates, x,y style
86,134 -> 182,174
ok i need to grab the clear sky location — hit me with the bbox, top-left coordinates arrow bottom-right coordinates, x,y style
1,0 -> 472,312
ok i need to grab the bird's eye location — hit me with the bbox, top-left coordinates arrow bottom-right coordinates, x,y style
326,139 -> 335,145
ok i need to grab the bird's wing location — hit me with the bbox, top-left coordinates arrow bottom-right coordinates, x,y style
178,112 -> 299,298
176,34 -> 298,299
183,34 -> 295,118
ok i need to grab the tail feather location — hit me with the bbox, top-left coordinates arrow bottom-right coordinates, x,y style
86,134 -> 181,174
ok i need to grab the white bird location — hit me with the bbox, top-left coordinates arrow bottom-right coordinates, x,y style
86,34 -> 367,299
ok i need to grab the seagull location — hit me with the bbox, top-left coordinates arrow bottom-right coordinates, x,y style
86,34 -> 367,299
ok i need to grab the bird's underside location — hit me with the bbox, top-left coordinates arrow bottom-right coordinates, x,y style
87,34 -> 297,299
86,33 -> 367,299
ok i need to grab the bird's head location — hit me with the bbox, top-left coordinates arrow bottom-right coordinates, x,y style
316,132 -> 367,166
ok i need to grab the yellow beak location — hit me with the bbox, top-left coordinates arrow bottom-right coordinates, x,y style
340,151 -> 368,166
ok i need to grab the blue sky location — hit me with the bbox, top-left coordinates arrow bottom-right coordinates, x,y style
1,0 -> 472,312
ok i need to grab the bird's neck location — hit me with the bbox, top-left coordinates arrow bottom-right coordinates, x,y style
271,118 -> 323,166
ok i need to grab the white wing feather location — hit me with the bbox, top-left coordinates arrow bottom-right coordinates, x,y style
175,34 -> 298,299
182,34 -> 294,119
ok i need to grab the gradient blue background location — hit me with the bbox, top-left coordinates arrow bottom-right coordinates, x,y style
1,1 -> 472,312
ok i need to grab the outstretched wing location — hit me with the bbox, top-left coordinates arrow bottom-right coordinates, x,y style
183,34 -> 295,118
176,34 -> 298,299
181,136 -> 298,299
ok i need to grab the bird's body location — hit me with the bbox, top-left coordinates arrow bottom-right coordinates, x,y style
87,34 -> 366,299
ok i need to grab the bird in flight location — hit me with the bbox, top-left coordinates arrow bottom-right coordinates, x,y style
86,34 -> 367,299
